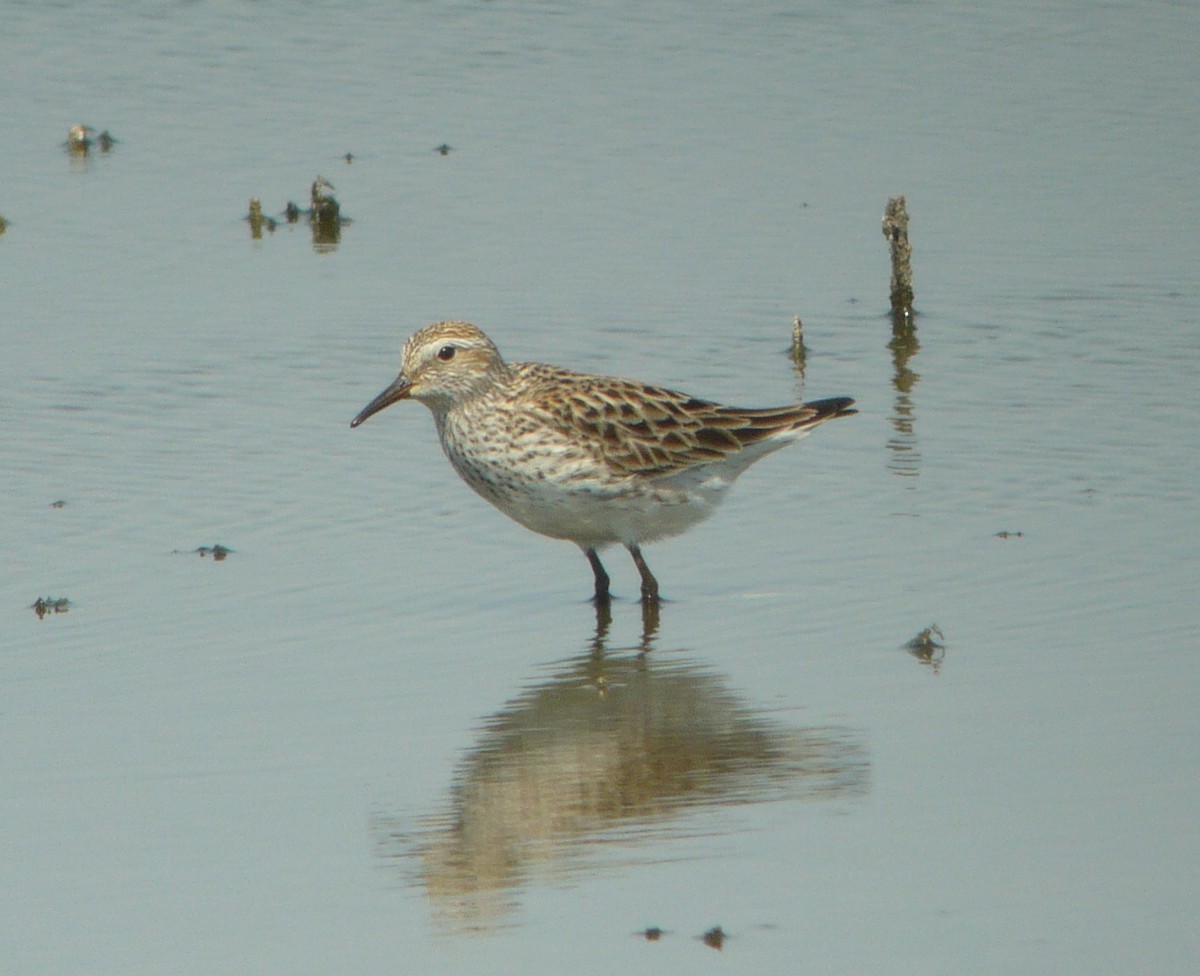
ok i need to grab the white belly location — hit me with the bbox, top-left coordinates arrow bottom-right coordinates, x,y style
439,425 -> 735,548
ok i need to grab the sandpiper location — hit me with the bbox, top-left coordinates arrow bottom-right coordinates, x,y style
352,321 -> 854,603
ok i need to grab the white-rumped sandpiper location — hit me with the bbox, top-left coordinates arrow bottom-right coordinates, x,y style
352,321 -> 855,603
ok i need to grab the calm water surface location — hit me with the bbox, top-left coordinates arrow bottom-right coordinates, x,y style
2,1 -> 1198,973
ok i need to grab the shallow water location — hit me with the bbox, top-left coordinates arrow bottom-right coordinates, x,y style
3,1 -> 1199,973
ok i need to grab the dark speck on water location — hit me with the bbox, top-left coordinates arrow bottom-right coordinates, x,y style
178,544 -> 232,560
905,624 -> 946,671
701,926 -> 726,950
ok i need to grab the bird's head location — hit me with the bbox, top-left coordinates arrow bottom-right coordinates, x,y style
351,320 -> 505,426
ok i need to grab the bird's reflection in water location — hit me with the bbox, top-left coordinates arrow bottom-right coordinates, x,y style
373,604 -> 868,932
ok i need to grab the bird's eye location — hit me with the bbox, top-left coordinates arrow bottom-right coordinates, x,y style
436,345 -> 456,362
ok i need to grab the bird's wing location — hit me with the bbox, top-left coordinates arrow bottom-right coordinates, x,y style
514,363 -> 854,478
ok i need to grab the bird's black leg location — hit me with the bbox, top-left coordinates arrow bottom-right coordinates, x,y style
584,547 -> 612,605
626,544 -> 660,603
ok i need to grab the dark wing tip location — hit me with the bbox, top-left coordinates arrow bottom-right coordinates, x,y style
804,396 -> 857,421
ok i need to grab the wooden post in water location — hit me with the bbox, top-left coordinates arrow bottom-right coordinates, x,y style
882,196 -> 914,324
789,315 -> 806,368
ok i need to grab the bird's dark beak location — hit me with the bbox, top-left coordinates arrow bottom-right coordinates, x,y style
351,374 -> 412,428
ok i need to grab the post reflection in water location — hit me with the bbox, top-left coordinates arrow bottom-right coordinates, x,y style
373,605 -> 869,932
887,311 -> 922,479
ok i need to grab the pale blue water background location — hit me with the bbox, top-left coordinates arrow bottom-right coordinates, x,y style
2,1 -> 1198,973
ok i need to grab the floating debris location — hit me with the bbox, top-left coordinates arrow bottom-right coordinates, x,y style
31,596 -> 70,619
308,175 -> 345,249
310,175 -> 339,217
701,926 -> 727,950
247,178 -> 350,248
64,125 -> 117,157
994,530 -> 1024,539
245,197 -> 276,238
65,124 -> 93,153
905,624 -> 945,671
178,544 -> 233,561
